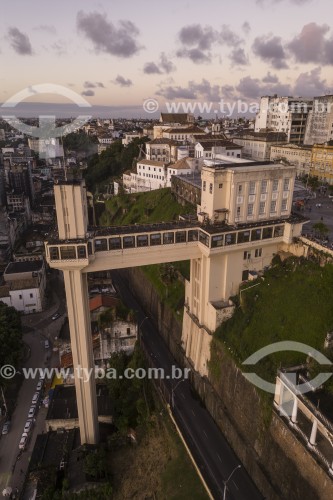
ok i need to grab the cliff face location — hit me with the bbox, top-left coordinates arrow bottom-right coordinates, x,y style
124,267 -> 333,500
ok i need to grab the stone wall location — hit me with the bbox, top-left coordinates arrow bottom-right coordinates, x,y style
124,266 -> 333,500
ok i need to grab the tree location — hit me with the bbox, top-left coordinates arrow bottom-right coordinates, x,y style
84,447 -> 107,479
313,221 -> 329,238
307,175 -> 320,191
0,303 -> 23,374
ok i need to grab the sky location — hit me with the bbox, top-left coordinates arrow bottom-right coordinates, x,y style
0,0 -> 333,117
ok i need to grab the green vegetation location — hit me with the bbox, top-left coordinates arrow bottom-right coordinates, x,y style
313,221 -> 329,238
100,187 -> 195,226
63,131 -> 98,156
84,447 -> 108,480
100,188 -> 194,318
106,346 -> 154,432
0,303 -> 23,380
84,137 -> 149,191
211,256 -> 333,393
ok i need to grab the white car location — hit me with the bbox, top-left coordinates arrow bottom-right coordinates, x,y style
28,406 -> 36,418
32,392 -> 40,404
36,381 -> 43,391
24,419 -> 33,433
19,433 -> 28,450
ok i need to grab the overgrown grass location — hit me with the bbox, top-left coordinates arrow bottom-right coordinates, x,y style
100,189 -> 193,318
100,188 -> 195,226
212,256 -> 333,391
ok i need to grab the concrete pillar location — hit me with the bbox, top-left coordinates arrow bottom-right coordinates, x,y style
291,397 -> 298,424
309,419 -> 318,446
63,269 -> 99,444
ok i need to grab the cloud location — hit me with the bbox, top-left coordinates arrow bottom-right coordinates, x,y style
159,53 -> 176,73
33,25 -> 57,35
77,11 -> 141,58
81,89 -> 95,96
179,24 -> 217,50
252,35 -> 288,69
219,25 -> 243,47
257,0 -> 312,5
84,81 -> 96,88
288,23 -> 333,65
144,53 -> 176,74
236,75 -> 291,99
51,40 -> 67,56
230,47 -> 248,66
242,22 -> 251,35
177,24 -> 243,63
113,75 -> 133,87
262,72 -> 279,83
176,48 -> 211,64
8,27 -> 33,55
293,67 -> 327,96
143,62 -> 162,74
156,78 -> 222,102
96,82 -> 105,88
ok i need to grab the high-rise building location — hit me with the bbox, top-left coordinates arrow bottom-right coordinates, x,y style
255,95 -> 312,144
304,95 -> 333,145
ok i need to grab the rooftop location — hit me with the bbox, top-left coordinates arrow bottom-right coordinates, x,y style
46,384 -> 112,421
160,113 -> 192,124
137,159 -> 166,166
89,294 -> 119,312
5,260 -> 43,275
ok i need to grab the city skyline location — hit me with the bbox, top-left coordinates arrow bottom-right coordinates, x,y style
1,0 -> 333,116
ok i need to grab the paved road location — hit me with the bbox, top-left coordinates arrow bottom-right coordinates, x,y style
0,272 -> 66,498
112,270 -> 263,500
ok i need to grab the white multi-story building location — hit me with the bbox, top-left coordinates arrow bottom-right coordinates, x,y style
231,131 -> 287,161
199,161 -> 294,225
146,139 -> 178,163
270,144 -> 312,177
255,95 -> 312,144
195,139 -> 242,160
304,95 -> 333,145
0,260 -> 46,313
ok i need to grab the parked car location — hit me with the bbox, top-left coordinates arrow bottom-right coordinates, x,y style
24,419 -> 33,433
44,340 -> 50,349
32,392 -> 40,405
36,380 -> 43,391
51,312 -> 60,321
89,287 -> 100,294
19,433 -> 28,450
28,406 -> 36,419
1,421 -> 11,435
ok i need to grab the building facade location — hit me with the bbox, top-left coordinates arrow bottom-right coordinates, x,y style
304,95 -> 333,145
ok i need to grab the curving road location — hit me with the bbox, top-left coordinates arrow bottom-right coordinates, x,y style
112,270 -> 263,500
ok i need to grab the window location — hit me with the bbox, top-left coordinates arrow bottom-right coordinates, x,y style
77,246 -> 87,258
249,181 -> 256,195
123,236 -> 135,248
203,181 -> 206,191
225,233 -> 236,245
251,228 -> 262,241
60,246 -> 76,259
238,184 -> 243,194
137,235 -> 148,247
30,293 -> 33,298
199,232 -> 209,246
272,179 -> 279,192
274,225 -> 284,237
261,180 -> 268,193
19,294 -> 22,299
255,248 -> 262,257
238,231 -> 250,243
211,235 -> 224,247
163,232 -> 174,244
175,231 -> 186,243
237,206 -> 241,217
270,200 -> 277,213
262,227 -> 273,239
49,247 -> 59,260
219,183 -> 223,189
247,204 -> 254,216
281,199 -> 288,211
127,327 -> 131,335
209,183 -> 213,194
243,251 -> 251,260
283,178 -> 290,191
150,233 -> 161,246
259,202 -> 266,215
188,230 -> 198,241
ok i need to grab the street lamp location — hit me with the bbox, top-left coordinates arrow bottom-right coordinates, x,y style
171,379 -> 185,409
223,464 -> 241,500
138,316 -> 148,344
